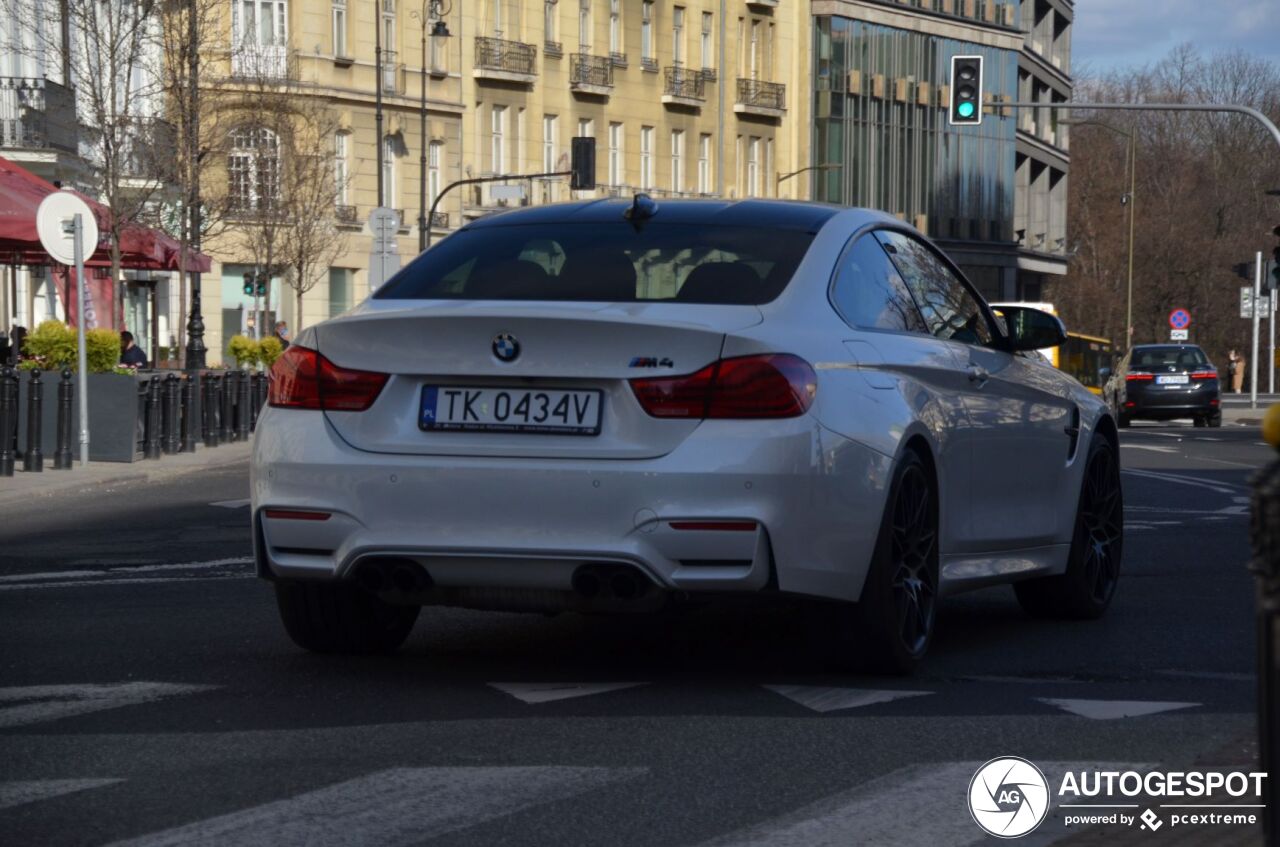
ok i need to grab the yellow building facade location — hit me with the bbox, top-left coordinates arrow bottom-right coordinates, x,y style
197,0 -> 810,361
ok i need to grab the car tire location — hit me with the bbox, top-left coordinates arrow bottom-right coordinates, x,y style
825,449 -> 939,675
1209,412 -> 1222,428
1194,416 -> 1207,428
275,580 -> 420,654
1014,436 -> 1123,619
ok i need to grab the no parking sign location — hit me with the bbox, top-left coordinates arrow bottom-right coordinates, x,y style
1168,308 -> 1192,330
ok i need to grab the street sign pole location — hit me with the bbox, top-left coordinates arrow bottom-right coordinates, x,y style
1271,286 -> 1276,395
1254,251 -> 1263,411
73,214 -> 89,467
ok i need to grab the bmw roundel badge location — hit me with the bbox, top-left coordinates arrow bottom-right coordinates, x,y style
492,332 -> 520,362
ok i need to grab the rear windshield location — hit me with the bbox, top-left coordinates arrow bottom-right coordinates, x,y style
1131,347 -> 1209,368
374,223 -> 816,304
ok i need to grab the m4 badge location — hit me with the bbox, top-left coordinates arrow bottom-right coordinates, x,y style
628,357 -> 675,368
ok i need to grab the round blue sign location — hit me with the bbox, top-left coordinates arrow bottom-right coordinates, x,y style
1169,309 -> 1191,330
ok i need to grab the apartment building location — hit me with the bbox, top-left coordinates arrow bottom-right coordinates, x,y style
187,0 -> 808,360
809,0 -> 1071,300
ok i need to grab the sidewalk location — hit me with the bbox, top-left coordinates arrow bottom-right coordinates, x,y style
0,440 -> 251,505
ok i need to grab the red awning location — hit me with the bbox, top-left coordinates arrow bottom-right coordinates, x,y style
0,155 -> 211,273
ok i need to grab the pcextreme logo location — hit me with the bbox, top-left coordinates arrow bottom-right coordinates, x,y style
966,758 -> 1268,838
968,757 -> 1051,838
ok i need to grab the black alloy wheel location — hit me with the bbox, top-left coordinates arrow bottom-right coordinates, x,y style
1015,436 -> 1123,618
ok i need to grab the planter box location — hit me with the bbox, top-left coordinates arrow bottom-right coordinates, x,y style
17,371 -> 146,463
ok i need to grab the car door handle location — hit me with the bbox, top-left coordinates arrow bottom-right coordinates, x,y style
966,364 -> 989,384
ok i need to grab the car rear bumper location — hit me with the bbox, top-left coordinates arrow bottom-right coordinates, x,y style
1124,382 -> 1219,418
250,407 -> 893,603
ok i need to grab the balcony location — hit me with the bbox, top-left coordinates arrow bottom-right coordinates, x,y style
746,0 -> 779,7
641,57 -> 659,73
544,40 -> 563,57
662,66 -> 705,107
0,78 -> 77,153
430,211 -> 449,229
119,117 -> 178,186
229,44 -> 298,81
334,204 -> 358,224
735,78 -> 786,118
610,52 -> 628,68
569,53 -> 613,96
474,36 -> 537,84
380,50 -> 401,94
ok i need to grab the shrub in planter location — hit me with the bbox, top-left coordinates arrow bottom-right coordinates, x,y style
258,336 -> 283,367
86,328 -> 121,373
20,320 -> 77,370
228,335 -> 260,369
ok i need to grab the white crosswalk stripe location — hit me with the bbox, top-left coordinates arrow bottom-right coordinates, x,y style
0,683 -> 219,729
699,761 -> 1150,847
0,779 -> 123,811
763,685 -> 933,713
489,682 -> 649,703
1036,698 -> 1201,720
105,766 -> 646,847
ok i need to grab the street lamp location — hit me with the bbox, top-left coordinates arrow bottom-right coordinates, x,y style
1063,119 -> 1136,347
411,0 -> 451,253
776,163 -> 841,197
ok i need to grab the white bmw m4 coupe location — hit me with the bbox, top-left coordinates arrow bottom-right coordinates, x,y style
251,197 -> 1122,673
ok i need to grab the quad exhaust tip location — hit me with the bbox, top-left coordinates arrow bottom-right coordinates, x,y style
354,558 -> 433,593
572,564 -> 652,601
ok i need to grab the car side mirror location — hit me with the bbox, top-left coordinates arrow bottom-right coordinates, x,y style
996,305 -> 1068,353
1099,366 -> 1112,381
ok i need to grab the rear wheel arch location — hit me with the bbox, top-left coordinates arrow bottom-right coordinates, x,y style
1093,411 -> 1119,455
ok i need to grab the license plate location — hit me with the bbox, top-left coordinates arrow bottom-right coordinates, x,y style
420,386 -> 603,435
1156,375 -> 1189,385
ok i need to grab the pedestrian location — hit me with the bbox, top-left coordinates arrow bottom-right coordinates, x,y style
119,330 -> 148,369
1229,349 -> 1246,393
273,321 -> 290,350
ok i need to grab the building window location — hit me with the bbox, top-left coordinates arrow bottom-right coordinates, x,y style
328,268 -> 352,318
608,122 -> 623,186
578,0 -> 591,50
228,126 -> 280,213
427,140 -> 442,210
491,105 -> 507,173
670,130 -> 684,193
672,6 -> 684,65
490,0 -> 503,37
233,0 -> 288,47
749,19 -> 759,79
700,11 -> 712,69
765,137 -> 773,198
639,125 -> 653,190
382,0 -> 396,50
747,136 -> 760,197
697,133 -> 711,194
331,0 -> 346,56
333,131 -> 349,204
641,1 -> 652,62
542,114 -> 558,172
512,107 -> 524,174
577,117 -> 594,139
544,0 -> 557,43
381,134 -> 396,207
609,0 -> 622,55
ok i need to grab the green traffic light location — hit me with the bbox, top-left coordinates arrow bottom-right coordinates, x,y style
957,101 -> 975,119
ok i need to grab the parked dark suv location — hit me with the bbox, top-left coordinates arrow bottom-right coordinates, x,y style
1105,344 -> 1221,427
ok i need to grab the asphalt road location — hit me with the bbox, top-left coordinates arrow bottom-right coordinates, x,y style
0,423 -> 1270,846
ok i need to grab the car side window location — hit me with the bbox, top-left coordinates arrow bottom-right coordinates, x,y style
830,234 -> 930,334
873,230 -> 994,348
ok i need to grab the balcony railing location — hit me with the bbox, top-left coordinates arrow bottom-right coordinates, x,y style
544,40 -> 563,57
335,204 -> 358,223
735,78 -> 786,115
0,78 -> 77,152
663,66 -> 705,104
474,36 -> 537,81
430,211 -> 449,229
641,57 -> 659,73
610,52 -> 628,67
119,116 -> 178,183
569,53 -> 613,93
381,50 -> 399,93
229,43 -> 298,81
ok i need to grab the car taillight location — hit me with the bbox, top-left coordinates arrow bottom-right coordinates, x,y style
1125,373 -> 1154,381
1190,370 -> 1217,379
268,345 -> 388,412
630,354 -> 817,419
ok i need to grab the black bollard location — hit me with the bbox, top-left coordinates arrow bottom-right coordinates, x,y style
203,373 -> 219,448
0,367 -> 16,477
236,369 -> 251,440
220,370 -> 236,443
145,376 -> 162,460
22,369 -> 43,472
249,373 -> 261,432
53,368 -> 73,469
162,373 -> 180,454
1251,459 -> 1280,845
180,375 -> 196,453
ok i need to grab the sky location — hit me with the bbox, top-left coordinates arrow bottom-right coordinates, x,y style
1071,0 -> 1280,74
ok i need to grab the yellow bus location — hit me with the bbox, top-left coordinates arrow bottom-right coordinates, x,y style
990,303 -> 1112,394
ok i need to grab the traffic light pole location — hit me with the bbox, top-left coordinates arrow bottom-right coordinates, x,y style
999,101 -> 1280,151
423,170 -> 571,250
1255,252 -> 1263,411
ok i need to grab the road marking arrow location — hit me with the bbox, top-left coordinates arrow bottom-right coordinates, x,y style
488,682 -> 649,704
0,779 -> 124,811
0,683 -> 219,729
763,685 -> 933,713
1036,698 -> 1201,720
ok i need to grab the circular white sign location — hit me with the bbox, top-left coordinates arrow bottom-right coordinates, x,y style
36,190 -> 98,266
968,757 -> 1050,838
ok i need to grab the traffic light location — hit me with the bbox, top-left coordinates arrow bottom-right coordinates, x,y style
242,272 -> 254,296
256,273 -> 268,297
949,55 -> 983,126
1233,262 -> 1252,280
570,136 -> 596,191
